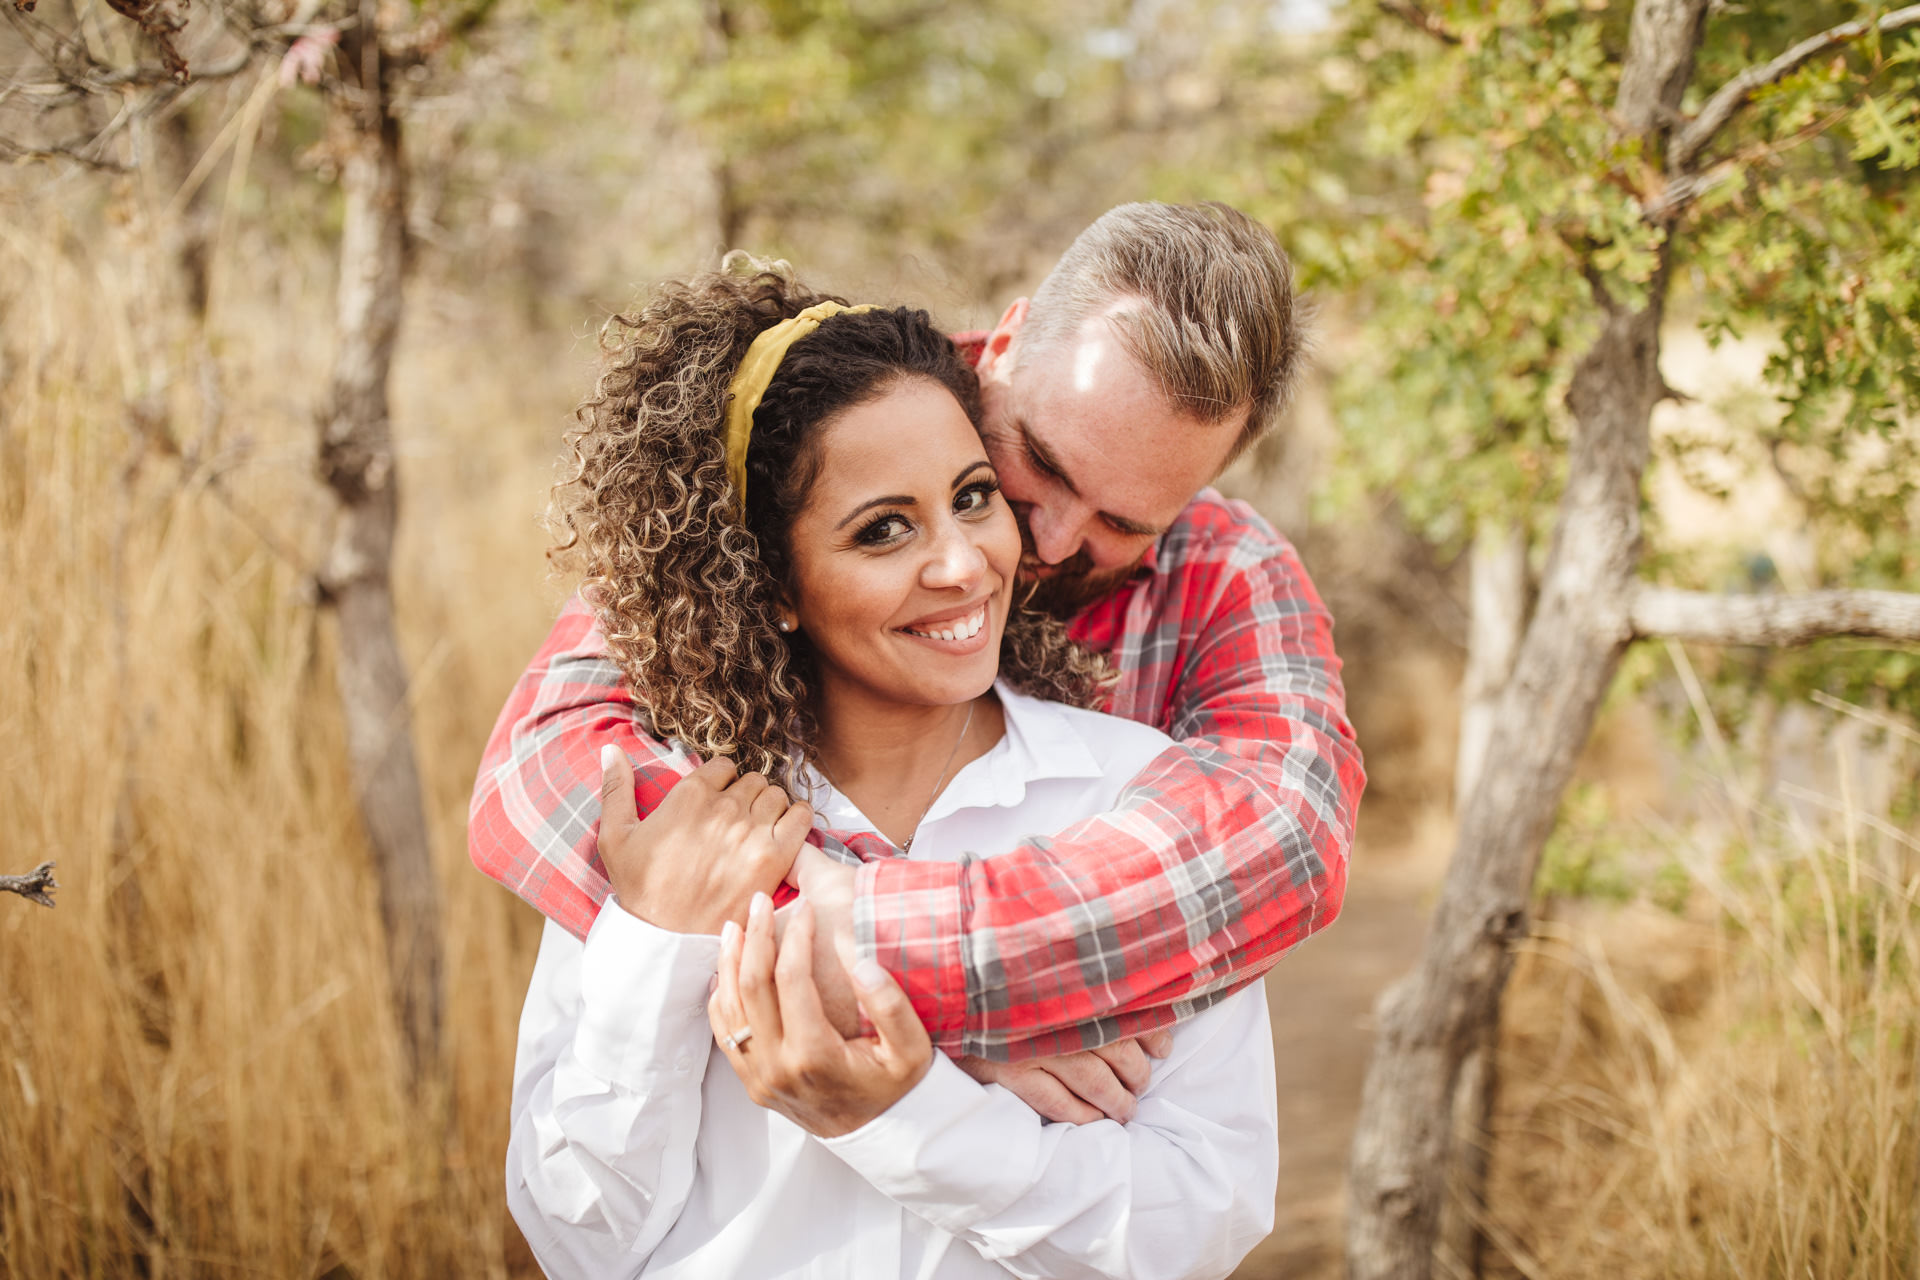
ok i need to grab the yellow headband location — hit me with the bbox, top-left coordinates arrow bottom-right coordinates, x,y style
723,301 -> 879,513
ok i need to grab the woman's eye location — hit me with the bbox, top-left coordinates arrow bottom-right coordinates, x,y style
955,480 -> 1000,516
857,514 -> 911,545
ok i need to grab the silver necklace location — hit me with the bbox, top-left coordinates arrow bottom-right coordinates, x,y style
900,701 -> 975,854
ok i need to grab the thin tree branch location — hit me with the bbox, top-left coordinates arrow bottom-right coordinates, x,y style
103,0 -> 191,82
1631,586 -> 1920,646
1380,0 -> 1461,44
1669,4 -> 1920,172
0,861 -> 56,907
0,135 -> 133,169
4,45 -> 256,103
1643,102 -> 1854,221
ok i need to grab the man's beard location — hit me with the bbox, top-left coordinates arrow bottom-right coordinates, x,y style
1016,541 -> 1144,621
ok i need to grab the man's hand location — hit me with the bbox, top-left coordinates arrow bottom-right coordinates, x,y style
956,1031 -> 1175,1124
711,894 -> 933,1139
598,748 -> 811,936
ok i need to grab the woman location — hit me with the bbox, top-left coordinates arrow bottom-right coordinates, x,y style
508,263 -> 1277,1279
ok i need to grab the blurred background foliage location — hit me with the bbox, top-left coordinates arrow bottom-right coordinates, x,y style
2,0 -> 1916,1275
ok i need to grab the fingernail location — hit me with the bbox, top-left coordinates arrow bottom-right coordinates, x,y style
853,958 -> 888,991
721,920 -> 740,949
750,892 -> 770,923
600,743 -> 620,772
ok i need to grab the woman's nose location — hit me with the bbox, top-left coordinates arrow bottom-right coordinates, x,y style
921,520 -> 988,588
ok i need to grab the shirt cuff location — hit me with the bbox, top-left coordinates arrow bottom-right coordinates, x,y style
819,1054 -> 1039,1233
856,858 -> 970,1048
574,899 -> 720,1089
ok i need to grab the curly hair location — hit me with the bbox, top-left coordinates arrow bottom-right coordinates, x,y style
549,261 -> 1113,787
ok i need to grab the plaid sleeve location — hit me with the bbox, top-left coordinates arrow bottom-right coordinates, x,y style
467,596 -> 699,940
473,596 -> 893,941
858,493 -> 1364,1060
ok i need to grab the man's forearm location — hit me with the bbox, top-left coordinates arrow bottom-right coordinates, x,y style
858,733 -> 1354,1060
855,494 -> 1364,1059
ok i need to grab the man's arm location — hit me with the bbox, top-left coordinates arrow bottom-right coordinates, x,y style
476,603 -> 1168,1118
856,494 -> 1364,1060
469,597 -> 702,941
473,498 -> 1362,1059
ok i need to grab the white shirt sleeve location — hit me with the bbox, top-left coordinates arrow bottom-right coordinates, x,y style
506,908 -> 720,1278
819,984 -> 1278,1280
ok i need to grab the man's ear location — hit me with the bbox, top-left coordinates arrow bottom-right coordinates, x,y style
976,298 -> 1030,380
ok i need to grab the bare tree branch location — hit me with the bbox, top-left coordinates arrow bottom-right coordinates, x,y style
1631,586 -> 1920,646
1380,0 -> 1461,45
0,134 -> 133,169
0,1 -> 261,170
1669,4 -> 1920,172
3,1 -> 261,104
0,861 -> 56,908
103,0 -> 191,82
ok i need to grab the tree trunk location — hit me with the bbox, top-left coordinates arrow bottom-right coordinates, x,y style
703,0 -> 748,249
318,65 -> 443,1084
1454,522 -> 1529,811
1345,6 -> 1707,1274
1441,525 -> 1528,1276
1346,292 -> 1665,1280
1439,1024 -> 1500,1277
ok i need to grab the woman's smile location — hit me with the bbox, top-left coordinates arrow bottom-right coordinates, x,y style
900,599 -> 991,646
783,376 -> 1021,713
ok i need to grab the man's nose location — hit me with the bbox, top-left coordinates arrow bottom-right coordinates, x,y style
1024,501 -> 1086,567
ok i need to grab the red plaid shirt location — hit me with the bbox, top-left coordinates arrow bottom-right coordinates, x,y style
470,487 -> 1364,1059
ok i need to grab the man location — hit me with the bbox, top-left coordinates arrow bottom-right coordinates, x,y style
470,200 -> 1363,1119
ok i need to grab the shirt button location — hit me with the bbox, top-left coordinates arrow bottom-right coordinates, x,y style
674,1054 -> 694,1075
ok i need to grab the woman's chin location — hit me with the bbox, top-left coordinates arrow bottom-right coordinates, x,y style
883,621 -> 1002,702
903,659 -> 1000,708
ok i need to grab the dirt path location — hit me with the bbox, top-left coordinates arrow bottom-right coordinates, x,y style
1232,855 -> 1436,1278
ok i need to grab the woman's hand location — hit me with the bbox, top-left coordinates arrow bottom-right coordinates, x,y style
598,747 -> 813,936
710,892 -> 933,1139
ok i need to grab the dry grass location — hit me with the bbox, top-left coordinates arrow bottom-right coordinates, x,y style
0,192 -> 575,1276
1484,717 -> 1920,1278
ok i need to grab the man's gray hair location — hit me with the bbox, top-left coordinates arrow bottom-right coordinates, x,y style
1016,202 -> 1306,459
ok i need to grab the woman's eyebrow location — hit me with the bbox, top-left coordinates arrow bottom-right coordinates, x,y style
951,460 -> 991,488
835,493 -> 914,530
832,461 -> 993,531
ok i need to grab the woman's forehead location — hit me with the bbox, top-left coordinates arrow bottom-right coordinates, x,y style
808,380 -> 986,499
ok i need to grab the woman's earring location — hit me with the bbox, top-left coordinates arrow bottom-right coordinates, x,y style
777,618 -> 793,632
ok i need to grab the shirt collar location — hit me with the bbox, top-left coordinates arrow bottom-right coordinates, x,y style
806,683 -> 1104,837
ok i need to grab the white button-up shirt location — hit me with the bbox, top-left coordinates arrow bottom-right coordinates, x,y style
507,686 -> 1279,1279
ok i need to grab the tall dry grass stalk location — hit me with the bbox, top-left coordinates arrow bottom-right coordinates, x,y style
1485,707 -> 1920,1278
0,188 -> 579,1275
